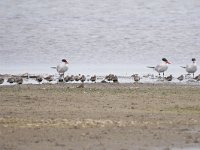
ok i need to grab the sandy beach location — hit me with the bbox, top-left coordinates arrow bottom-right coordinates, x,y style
0,83 -> 200,150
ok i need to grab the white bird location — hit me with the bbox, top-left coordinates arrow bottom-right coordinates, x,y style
56,59 -> 69,78
147,58 -> 171,77
181,58 -> 197,78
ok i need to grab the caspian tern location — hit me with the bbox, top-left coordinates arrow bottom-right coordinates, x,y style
56,59 -> 69,78
181,58 -> 197,78
147,58 -> 171,77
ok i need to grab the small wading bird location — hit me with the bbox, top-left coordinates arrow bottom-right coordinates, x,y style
177,75 -> 184,81
74,74 -> 81,82
69,75 -> 75,82
112,75 -> 118,83
80,75 -> 86,83
90,75 -> 96,83
7,77 -> 15,84
15,77 -> 23,84
36,76 -> 43,84
147,58 -> 171,77
181,58 -> 197,78
105,74 -> 119,83
165,75 -> 173,81
64,75 -> 70,82
194,74 -> 200,81
44,75 -> 54,82
131,74 -> 140,82
0,78 -> 4,84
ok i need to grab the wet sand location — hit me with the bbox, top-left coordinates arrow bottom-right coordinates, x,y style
0,83 -> 200,150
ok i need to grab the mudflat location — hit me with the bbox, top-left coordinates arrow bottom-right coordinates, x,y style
0,83 -> 200,150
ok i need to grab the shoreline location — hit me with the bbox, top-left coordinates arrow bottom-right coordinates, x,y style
1,73 -> 200,86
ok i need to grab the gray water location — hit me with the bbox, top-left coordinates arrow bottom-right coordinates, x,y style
0,0 -> 200,75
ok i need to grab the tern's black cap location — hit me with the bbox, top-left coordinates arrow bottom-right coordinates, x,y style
192,58 -> 196,61
162,58 -> 168,62
62,59 -> 67,62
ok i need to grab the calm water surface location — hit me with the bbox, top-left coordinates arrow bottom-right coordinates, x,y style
0,0 -> 200,75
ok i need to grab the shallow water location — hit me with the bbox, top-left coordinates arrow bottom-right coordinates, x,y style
0,0 -> 200,75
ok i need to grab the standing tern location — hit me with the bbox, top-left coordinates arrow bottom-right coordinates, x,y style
181,58 -> 197,78
147,58 -> 171,77
56,59 -> 69,78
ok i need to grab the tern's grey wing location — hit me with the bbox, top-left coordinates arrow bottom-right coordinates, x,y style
186,65 -> 197,73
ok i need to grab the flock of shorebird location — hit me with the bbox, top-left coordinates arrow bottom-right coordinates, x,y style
0,57 -> 199,85
54,57 -> 199,82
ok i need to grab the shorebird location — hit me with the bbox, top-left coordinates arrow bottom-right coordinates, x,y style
132,74 -> 140,82
36,76 -> 43,84
181,58 -> 197,78
101,80 -> 107,83
56,59 -> 69,78
112,75 -> 118,83
0,78 -> 4,84
69,75 -> 75,82
147,58 -> 171,77
64,75 -> 70,82
194,74 -> 200,81
105,74 -> 115,82
74,74 -> 81,82
177,75 -> 184,81
80,75 -> 86,83
7,77 -> 15,83
15,77 -> 23,84
21,73 -> 29,79
165,75 -> 173,81
44,75 -> 54,82
90,75 -> 96,83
